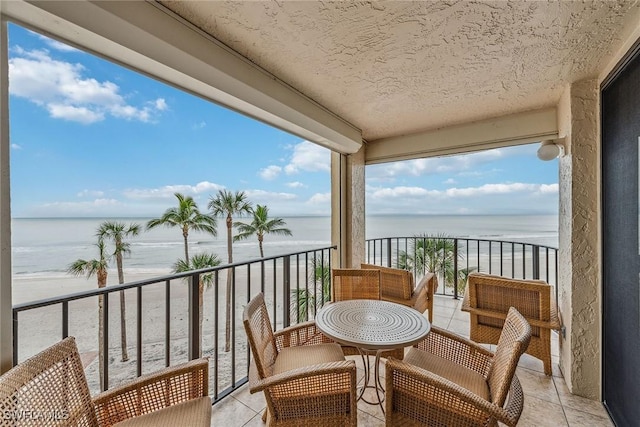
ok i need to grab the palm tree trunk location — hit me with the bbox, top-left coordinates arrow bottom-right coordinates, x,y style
183,230 -> 190,264
116,251 -> 128,362
258,235 -> 264,258
225,215 -> 233,352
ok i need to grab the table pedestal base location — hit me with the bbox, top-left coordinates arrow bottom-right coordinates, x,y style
356,349 -> 386,414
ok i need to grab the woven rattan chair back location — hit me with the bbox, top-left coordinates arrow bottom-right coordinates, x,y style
331,268 -> 381,301
360,263 -> 414,300
243,293 -> 278,379
473,278 -> 544,337
0,337 -> 98,427
463,272 -> 560,375
487,307 -> 532,407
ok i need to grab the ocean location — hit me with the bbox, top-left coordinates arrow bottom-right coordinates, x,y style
11,215 -> 558,277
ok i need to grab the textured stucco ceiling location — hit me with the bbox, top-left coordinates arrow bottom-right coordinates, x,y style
159,1 -> 639,142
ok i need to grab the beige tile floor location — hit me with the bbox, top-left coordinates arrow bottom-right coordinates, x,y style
211,295 -> 613,427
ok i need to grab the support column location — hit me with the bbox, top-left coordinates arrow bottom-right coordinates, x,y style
0,15 -> 13,373
557,78 -> 600,399
331,146 -> 366,268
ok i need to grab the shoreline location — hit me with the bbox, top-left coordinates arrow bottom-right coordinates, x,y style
13,264 -> 294,357
12,270 -> 173,305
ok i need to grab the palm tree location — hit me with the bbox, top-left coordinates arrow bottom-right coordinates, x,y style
97,221 -> 140,362
67,238 -> 109,390
397,234 -> 459,287
147,193 -> 217,265
173,252 -> 221,356
456,266 -> 478,295
208,190 -> 252,352
291,258 -> 331,322
234,204 -> 292,258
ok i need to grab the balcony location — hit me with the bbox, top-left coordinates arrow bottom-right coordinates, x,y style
214,295 -> 612,427
10,238 -> 611,426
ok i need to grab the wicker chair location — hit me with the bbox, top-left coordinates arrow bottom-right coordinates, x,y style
331,267 -> 381,301
385,307 -> 532,427
0,336 -> 211,427
331,268 -> 404,360
243,292 -> 357,427
361,263 -> 437,322
461,272 -> 561,375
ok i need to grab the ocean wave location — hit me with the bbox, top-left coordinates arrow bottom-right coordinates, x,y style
13,270 -> 71,279
264,240 -> 331,246
13,244 -> 94,253
130,241 -> 184,247
15,267 -> 172,278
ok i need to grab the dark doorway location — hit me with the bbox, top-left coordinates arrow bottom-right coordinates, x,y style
602,43 -> 640,426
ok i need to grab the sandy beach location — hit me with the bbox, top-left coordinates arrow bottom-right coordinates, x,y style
13,264 -> 301,395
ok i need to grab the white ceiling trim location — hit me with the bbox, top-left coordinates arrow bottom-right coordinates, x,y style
2,0 -> 362,154
365,108 -> 558,164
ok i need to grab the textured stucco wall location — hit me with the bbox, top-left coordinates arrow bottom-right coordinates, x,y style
162,1 -> 638,142
557,79 -> 601,399
346,148 -> 366,267
331,148 -> 366,268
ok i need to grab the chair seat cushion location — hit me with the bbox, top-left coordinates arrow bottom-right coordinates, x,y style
113,396 -> 212,427
405,347 -> 490,401
274,343 -> 345,374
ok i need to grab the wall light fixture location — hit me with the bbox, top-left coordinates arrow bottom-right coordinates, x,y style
537,139 -> 565,161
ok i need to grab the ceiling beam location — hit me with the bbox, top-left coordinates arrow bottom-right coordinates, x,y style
365,108 -> 558,164
2,0 -> 362,154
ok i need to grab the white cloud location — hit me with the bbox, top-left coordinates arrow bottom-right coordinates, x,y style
367,148 -> 514,181
110,104 -> 150,122
194,181 -> 224,193
370,186 -> 437,199
48,104 -> 104,124
77,189 -> 104,198
444,183 -> 535,197
307,193 -> 331,204
192,121 -> 206,130
443,178 -> 456,185
37,34 -> 80,53
538,183 -> 559,194
286,181 -> 306,188
123,181 -> 224,199
259,165 -> 282,180
8,48 -> 167,124
366,182 -> 557,214
244,189 -> 297,201
371,182 -> 545,200
284,141 -> 330,174
11,144 -> 22,150
154,98 -> 168,111
41,198 -> 120,212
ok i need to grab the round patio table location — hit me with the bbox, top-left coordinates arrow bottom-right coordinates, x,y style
316,299 -> 431,412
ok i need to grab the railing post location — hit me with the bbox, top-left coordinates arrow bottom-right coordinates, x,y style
453,239 -> 459,299
102,293 -> 109,391
62,301 -> 69,340
532,245 -> 540,280
386,238 -> 392,267
188,273 -> 200,360
283,257 -> 291,327
12,310 -> 17,366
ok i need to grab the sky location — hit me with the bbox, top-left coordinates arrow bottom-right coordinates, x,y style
7,23 -> 559,218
